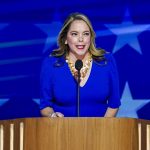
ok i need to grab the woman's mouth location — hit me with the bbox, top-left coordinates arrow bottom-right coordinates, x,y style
76,45 -> 85,50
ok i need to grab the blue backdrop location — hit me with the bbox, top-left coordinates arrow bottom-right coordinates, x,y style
0,0 -> 150,120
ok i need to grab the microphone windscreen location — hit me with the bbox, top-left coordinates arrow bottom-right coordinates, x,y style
75,59 -> 83,71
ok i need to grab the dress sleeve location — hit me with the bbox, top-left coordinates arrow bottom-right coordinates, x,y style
107,53 -> 121,108
40,56 -> 54,110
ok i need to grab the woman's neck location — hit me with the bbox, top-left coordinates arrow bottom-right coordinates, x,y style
68,52 -> 89,63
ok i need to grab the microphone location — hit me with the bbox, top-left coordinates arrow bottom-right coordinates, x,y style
75,59 -> 83,117
75,59 -> 83,84
75,59 -> 83,72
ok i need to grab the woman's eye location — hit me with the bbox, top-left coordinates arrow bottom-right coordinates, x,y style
83,32 -> 90,36
71,33 -> 77,36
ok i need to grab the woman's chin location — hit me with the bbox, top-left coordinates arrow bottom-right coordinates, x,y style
76,50 -> 88,56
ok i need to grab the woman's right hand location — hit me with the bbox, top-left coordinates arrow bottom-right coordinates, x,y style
50,112 -> 64,118
41,107 -> 64,118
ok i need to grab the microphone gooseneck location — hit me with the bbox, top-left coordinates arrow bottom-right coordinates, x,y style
75,59 -> 83,117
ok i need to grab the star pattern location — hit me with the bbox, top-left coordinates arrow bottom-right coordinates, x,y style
0,99 -> 9,107
104,9 -> 150,54
0,24 -> 9,30
35,21 -> 62,53
32,98 -> 40,105
117,82 -> 150,118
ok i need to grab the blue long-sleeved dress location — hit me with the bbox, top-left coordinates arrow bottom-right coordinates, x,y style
40,53 -> 121,117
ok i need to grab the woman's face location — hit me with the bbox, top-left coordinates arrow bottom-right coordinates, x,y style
66,20 -> 91,57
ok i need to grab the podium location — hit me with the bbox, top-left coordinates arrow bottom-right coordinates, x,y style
0,117 -> 150,150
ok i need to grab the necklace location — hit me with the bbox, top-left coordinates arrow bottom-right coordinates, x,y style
66,54 -> 92,82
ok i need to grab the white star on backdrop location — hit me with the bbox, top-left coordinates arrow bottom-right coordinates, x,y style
32,98 -> 40,105
0,24 -> 9,30
0,98 -> 40,107
35,21 -> 62,53
0,99 -> 9,107
117,82 -> 150,118
97,9 -> 150,54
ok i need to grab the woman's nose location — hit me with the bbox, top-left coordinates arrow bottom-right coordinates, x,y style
79,36 -> 83,42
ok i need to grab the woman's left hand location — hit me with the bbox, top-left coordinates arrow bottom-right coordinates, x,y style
51,112 -> 64,117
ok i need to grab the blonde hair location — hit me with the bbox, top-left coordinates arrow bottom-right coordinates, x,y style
52,13 -> 106,58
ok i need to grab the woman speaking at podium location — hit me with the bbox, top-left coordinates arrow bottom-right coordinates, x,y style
40,13 -> 121,118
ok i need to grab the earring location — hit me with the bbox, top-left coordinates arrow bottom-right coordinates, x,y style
65,41 -> 67,44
